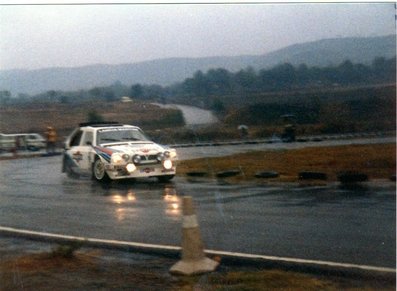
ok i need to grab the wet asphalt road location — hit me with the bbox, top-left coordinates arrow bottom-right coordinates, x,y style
0,146 -> 395,268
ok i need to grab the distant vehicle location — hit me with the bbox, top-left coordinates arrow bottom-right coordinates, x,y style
0,133 -> 46,152
62,122 -> 177,182
120,96 -> 132,103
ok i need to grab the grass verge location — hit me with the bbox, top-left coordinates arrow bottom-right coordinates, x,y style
1,247 -> 395,290
177,143 -> 396,183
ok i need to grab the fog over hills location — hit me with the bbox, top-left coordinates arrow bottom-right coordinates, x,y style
1,34 -> 395,96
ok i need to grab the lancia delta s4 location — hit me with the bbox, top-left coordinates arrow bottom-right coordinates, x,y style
62,122 -> 177,182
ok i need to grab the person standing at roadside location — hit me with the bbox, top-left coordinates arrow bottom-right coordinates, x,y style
45,126 -> 57,154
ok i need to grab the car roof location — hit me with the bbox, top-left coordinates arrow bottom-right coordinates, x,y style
78,122 -> 140,130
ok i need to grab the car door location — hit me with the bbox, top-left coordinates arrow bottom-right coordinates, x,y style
78,131 -> 95,170
64,129 -> 91,175
69,130 -> 95,173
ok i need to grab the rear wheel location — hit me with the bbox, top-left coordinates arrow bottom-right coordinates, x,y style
93,158 -> 110,182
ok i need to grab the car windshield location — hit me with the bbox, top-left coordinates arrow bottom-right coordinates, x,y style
96,128 -> 150,145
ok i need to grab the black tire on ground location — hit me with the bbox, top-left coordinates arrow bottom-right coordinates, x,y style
337,171 -> 368,183
296,138 -> 309,142
216,169 -> 241,178
157,175 -> 175,182
255,171 -> 279,179
298,171 -> 327,180
186,171 -> 208,177
92,158 -> 111,182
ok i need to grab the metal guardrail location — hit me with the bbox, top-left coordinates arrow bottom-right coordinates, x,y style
169,131 -> 395,149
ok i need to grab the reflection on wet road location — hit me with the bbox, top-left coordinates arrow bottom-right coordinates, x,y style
0,155 -> 395,268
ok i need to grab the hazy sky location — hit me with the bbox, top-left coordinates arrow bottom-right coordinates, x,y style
0,2 -> 395,71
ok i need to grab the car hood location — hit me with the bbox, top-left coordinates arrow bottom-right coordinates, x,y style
101,142 -> 165,156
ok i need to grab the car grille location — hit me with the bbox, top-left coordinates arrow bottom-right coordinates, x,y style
136,154 -> 159,164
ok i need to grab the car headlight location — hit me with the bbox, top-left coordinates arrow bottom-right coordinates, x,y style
169,150 -> 177,159
157,151 -> 172,161
111,153 -> 124,165
163,159 -> 173,170
126,163 -> 136,173
132,154 -> 142,164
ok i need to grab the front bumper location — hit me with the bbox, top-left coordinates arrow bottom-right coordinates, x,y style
105,163 -> 176,180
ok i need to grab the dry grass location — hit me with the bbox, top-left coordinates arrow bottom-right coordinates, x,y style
0,101 -> 181,137
0,250 -> 172,290
178,143 -> 396,183
2,250 -> 394,290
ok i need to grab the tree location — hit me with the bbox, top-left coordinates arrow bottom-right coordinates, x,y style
130,84 -> 143,99
47,90 -> 57,101
211,98 -> 225,114
234,67 -> 257,90
0,90 -> 11,105
372,57 -> 396,82
89,87 -> 103,99
104,90 -> 115,102
206,68 -> 232,95
269,63 -> 296,89
190,70 -> 210,96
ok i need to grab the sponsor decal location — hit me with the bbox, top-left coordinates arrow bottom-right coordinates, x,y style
72,151 -> 83,163
94,146 -> 114,163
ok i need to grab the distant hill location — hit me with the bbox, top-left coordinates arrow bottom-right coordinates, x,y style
0,34 -> 395,95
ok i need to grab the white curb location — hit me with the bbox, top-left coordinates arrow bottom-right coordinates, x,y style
0,226 -> 394,274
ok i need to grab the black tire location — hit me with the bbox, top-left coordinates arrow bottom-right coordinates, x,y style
157,175 -> 174,182
255,171 -> 279,179
298,171 -> 327,180
216,169 -> 241,178
92,158 -> 111,182
186,171 -> 208,177
337,171 -> 368,183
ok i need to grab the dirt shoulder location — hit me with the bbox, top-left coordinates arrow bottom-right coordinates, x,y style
1,237 -> 395,290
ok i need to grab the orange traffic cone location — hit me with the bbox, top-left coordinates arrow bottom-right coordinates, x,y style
170,196 -> 219,275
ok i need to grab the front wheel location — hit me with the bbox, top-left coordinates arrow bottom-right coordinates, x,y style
92,158 -> 110,182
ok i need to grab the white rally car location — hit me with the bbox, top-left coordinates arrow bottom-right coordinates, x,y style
62,122 -> 177,182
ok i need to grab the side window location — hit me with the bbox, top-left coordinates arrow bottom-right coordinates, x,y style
70,130 -> 83,147
82,131 -> 93,146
